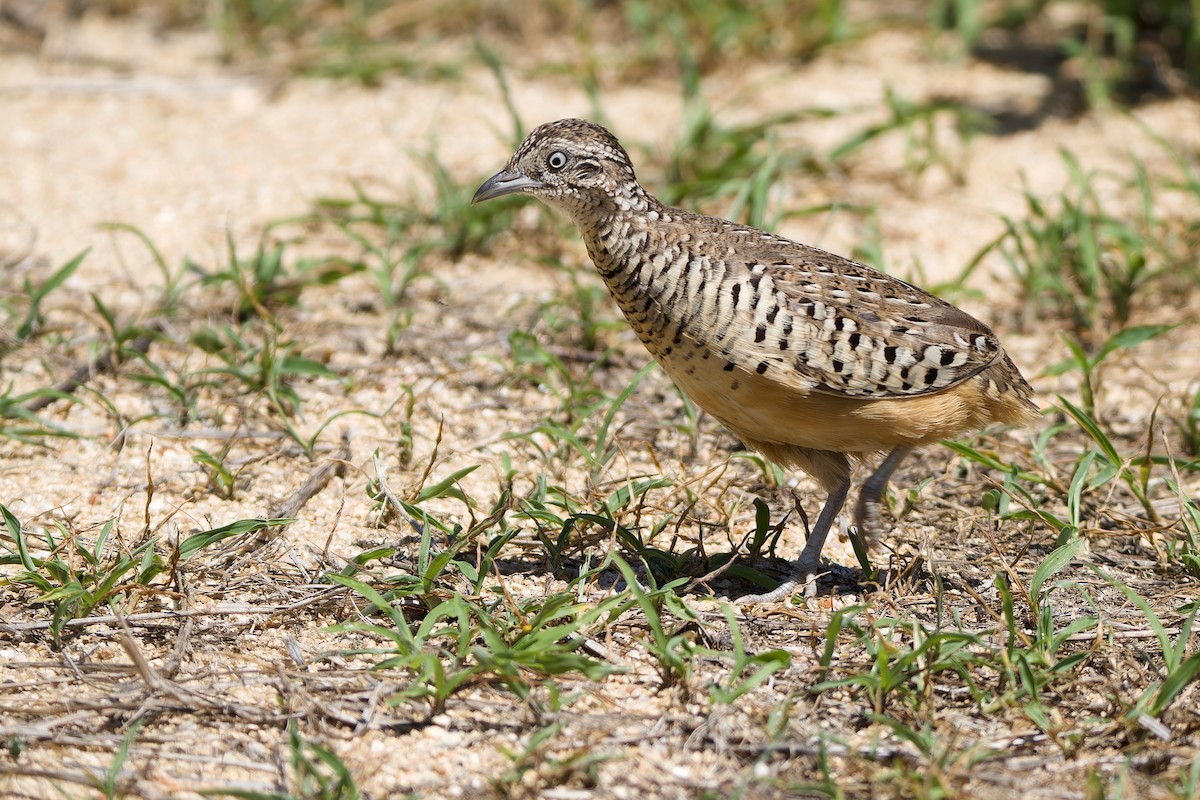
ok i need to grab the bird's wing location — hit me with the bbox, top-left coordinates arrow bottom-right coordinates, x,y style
720,232 -> 1004,399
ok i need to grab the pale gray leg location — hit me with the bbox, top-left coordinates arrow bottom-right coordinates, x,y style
854,446 -> 911,543
735,446 -> 913,604
734,476 -> 851,604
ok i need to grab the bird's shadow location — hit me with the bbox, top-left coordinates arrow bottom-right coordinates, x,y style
965,27 -> 1180,136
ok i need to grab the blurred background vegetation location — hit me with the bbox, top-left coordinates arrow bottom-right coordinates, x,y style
3,0 -> 1198,106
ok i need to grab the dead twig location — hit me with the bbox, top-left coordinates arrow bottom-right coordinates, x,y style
23,324 -> 162,412
0,765 -> 173,800
0,589 -> 346,634
270,431 -> 351,520
219,432 -> 352,559
372,450 -> 425,536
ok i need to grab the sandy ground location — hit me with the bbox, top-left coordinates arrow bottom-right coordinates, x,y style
3,9 -> 1200,800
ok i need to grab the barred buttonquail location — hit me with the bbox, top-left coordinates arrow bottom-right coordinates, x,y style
473,118 -> 1039,603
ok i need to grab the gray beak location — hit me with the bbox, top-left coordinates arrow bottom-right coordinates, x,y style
472,169 -> 545,204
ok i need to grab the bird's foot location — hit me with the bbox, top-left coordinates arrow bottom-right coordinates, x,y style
733,560 -> 824,604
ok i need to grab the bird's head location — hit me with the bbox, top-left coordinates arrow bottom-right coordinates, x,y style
472,119 -> 648,218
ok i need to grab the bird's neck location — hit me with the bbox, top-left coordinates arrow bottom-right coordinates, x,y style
568,186 -> 667,280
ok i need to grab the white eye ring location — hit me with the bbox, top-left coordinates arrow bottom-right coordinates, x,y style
547,151 -> 568,171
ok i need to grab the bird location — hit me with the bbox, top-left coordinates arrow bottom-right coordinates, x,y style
473,118 -> 1039,603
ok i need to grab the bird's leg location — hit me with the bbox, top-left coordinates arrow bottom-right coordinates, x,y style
853,446 -> 911,546
734,477 -> 851,604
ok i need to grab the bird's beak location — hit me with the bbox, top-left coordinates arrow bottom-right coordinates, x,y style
472,169 -> 544,204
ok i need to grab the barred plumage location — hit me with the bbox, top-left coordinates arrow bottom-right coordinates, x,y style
474,118 -> 1039,603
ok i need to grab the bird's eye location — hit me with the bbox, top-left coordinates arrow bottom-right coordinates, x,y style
547,151 -> 568,171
